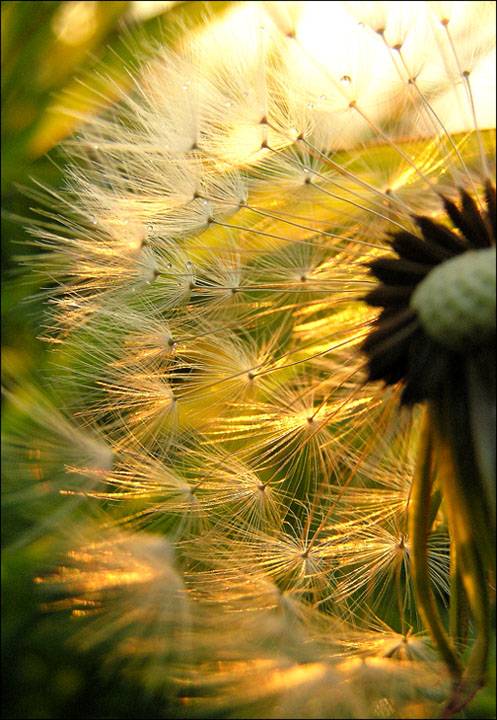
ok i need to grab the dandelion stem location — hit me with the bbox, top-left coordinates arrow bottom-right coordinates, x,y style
448,542 -> 469,652
409,408 -> 462,681
432,385 -> 493,717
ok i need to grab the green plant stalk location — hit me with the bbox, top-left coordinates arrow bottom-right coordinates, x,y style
442,488 -> 491,705
442,533 -> 490,717
460,546 -> 490,687
409,409 -> 462,681
449,543 -> 469,651
466,353 -> 496,568
433,397 -> 493,717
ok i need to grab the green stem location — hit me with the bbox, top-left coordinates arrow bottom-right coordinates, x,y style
442,538 -> 491,717
431,393 -> 493,717
449,541 -> 469,650
409,409 -> 463,681
458,537 -> 491,686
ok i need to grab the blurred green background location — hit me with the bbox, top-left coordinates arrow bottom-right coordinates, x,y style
1,2 -> 495,718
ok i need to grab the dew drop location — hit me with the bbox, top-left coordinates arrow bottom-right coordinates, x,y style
340,75 -> 352,86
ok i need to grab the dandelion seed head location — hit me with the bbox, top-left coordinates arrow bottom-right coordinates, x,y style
8,1 -> 496,716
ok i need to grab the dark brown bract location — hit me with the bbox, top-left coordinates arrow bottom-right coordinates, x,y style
362,181 -> 496,404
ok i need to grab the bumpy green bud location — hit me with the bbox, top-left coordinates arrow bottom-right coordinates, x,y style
411,247 -> 496,351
